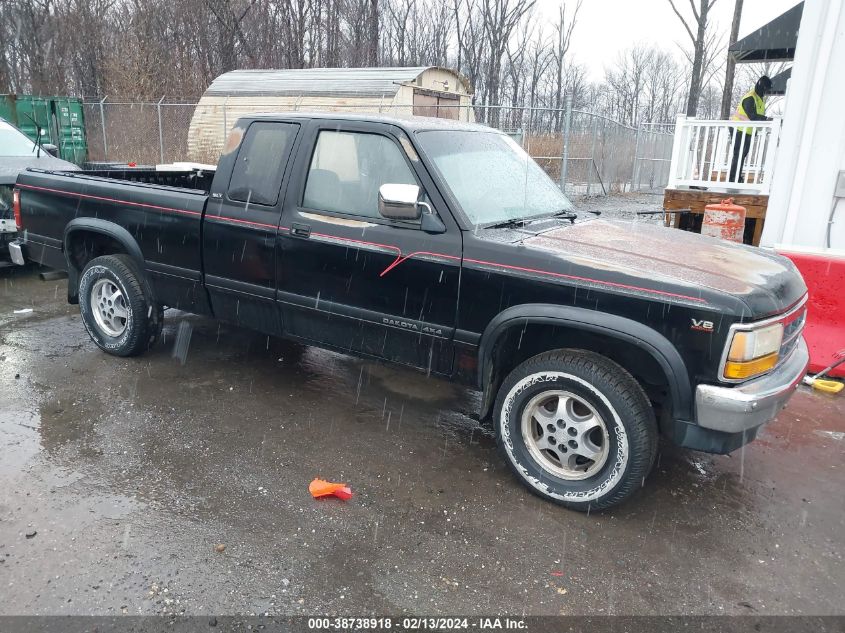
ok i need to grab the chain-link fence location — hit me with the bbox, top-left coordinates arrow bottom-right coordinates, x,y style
83,100 -> 197,166
82,98 -> 674,196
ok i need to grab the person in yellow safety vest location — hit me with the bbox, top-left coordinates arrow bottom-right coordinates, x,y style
729,75 -> 773,183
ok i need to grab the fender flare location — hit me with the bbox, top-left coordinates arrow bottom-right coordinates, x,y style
63,218 -> 145,303
477,304 -> 693,422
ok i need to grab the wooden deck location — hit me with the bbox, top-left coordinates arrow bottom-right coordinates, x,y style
663,189 -> 769,246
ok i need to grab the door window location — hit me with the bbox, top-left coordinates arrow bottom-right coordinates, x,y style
228,122 -> 298,206
302,130 -> 417,218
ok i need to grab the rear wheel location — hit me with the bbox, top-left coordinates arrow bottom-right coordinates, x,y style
78,254 -> 162,356
493,349 -> 657,511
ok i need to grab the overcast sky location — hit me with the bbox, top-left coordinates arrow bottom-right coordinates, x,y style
536,0 -> 800,81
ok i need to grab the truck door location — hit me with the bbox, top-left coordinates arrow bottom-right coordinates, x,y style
203,120 -> 300,335
276,120 -> 462,375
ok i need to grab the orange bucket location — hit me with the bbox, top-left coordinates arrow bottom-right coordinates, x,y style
701,198 -> 746,243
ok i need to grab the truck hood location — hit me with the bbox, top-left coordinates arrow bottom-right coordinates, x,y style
0,156 -> 79,185
506,219 -> 806,318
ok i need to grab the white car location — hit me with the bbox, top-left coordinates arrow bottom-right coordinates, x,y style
0,118 -> 79,260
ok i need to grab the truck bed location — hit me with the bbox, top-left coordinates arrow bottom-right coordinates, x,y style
78,167 -> 215,192
15,167 -> 210,313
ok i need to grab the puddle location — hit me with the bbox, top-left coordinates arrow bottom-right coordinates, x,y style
0,408 -> 42,475
363,361 -> 461,402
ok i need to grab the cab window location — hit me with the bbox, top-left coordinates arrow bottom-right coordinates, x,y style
228,122 -> 298,206
302,130 -> 417,218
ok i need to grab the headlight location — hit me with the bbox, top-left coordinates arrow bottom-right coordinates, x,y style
723,323 -> 784,380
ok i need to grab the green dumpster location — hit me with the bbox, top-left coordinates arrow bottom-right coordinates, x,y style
0,94 -> 88,164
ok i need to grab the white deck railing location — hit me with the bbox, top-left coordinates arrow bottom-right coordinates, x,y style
666,115 -> 781,195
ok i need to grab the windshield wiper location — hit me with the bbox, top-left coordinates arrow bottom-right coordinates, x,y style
486,209 -> 577,229
485,217 -> 529,229
550,209 -> 578,224
22,113 -> 43,158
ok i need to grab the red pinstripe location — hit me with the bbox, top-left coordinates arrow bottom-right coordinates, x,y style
18,182 -> 707,304
312,233 -> 706,304
462,257 -> 708,303
310,231 -> 401,256
206,214 -> 278,230
379,250 -> 462,276
19,182 -> 282,230
17,183 -> 202,217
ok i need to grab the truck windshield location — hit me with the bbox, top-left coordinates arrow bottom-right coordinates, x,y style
0,121 -> 38,157
415,129 -> 573,227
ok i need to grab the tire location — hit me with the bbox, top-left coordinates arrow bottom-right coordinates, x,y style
78,254 -> 163,357
493,349 -> 657,512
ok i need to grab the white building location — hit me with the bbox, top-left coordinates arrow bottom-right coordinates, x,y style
762,0 -> 845,376
187,67 -> 474,162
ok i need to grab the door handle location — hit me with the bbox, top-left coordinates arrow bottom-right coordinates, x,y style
290,222 -> 311,238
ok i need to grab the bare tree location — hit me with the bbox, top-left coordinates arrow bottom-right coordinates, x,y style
604,46 -> 654,125
383,0 -> 415,65
551,0 -> 581,123
6,0 -> 61,94
274,0 -> 310,68
525,26 -> 552,108
0,2 -> 23,92
720,0 -> 743,118
453,0 -> 485,102
0,0 -> 700,131
505,15 -> 535,109
206,0 -> 259,71
678,25 -> 725,115
667,0 -> 718,116
480,0 -> 535,112
368,0 -> 379,65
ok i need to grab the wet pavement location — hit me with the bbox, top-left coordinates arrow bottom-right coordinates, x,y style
1,266 -> 843,616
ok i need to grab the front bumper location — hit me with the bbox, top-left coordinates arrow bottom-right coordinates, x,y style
695,337 -> 809,434
8,239 -> 25,265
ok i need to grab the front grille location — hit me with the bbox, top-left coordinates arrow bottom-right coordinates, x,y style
778,304 -> 807,365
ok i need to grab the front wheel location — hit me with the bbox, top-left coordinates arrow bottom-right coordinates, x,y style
493,349 -> 657,511
78,254 -> 163,357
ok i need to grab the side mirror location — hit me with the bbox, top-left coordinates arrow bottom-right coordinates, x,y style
42,143 -> 59,158
378,184 -> 422,221
420,209 -> 446,234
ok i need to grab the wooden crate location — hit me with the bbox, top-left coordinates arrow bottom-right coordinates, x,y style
662,189 -> 769,246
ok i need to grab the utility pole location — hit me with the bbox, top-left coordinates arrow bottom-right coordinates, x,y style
720,0 -> 744,119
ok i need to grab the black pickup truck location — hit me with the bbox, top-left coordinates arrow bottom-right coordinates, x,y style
11,113 -> 809,510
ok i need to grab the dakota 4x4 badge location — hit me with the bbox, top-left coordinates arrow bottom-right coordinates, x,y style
383,317 -> 419,331
382,317 -> 443,336
690,318 -> 715,332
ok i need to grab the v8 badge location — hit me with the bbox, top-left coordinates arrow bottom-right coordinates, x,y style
691,318 -> 714,332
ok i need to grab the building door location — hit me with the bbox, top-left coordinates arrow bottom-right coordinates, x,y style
413,89 -> 461,120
